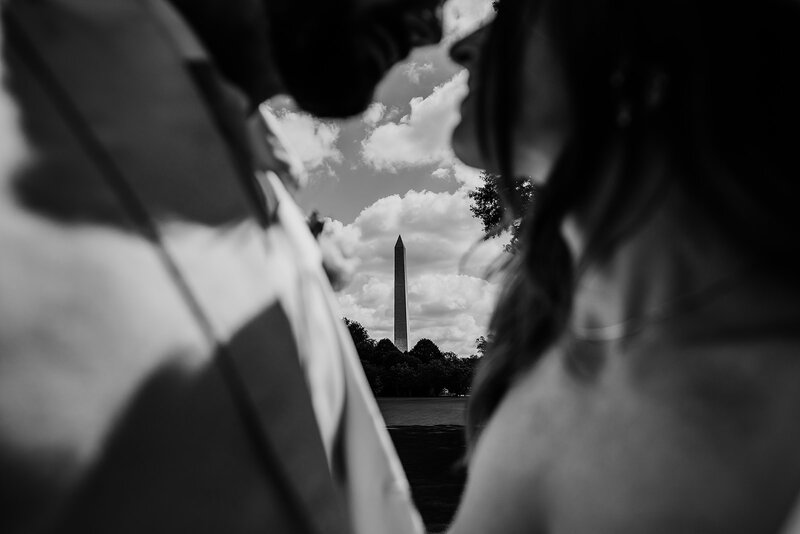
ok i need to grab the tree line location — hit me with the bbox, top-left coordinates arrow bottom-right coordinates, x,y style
344,318 -> 484,397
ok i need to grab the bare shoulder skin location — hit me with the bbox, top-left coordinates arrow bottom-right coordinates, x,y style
452,329 -> 800,533
449,205 -> 800,534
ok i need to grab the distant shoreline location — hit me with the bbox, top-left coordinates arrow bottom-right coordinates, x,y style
377,397 -> 468,427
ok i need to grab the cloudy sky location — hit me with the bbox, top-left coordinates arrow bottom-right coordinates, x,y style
268,0 -> 505,357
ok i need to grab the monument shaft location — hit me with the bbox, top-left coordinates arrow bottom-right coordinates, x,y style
394,236 -> 409,352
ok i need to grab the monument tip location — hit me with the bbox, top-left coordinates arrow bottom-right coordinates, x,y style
395,235 -> 404,247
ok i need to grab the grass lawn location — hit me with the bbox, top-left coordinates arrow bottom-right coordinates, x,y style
378,398 -> 469,533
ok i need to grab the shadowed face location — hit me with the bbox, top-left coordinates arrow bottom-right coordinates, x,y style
450,17 -> 571,182
448,25 -> 491,170
270,0 -> 443,117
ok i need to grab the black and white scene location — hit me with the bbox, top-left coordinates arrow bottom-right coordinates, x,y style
2,0 -> 800,533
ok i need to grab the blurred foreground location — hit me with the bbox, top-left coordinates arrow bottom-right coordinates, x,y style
379,398 -> 468,533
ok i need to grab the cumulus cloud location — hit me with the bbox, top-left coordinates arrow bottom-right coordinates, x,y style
362,102 -> 387,127
431,162 -> 484,189
431,168 -> 450,180
332,189 -> 507,356
361,71 -> 468,172
384,107 -> 403,122
269,110 -> 342,170
452,162 -> 484,189
402,62 -> 435,84
359,71 -> 487,190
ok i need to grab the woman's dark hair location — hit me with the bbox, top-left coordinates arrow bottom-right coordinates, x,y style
467,0 -> 800,445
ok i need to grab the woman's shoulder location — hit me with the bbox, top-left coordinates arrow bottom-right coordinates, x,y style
451,320 -> 800,533
448,351 -> 564,533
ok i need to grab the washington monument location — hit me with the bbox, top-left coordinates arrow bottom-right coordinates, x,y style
394,236 -> 409,352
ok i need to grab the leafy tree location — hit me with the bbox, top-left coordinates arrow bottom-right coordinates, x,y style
467,171 -> 535,252
343,317 -> 378,362
417,359 -> 448,396
454,356 -> 481,395
409,338 -> 443,363
475,335 -> 491,358
374,338 -> 404,367
375,338 -> 400,353
343,318 -> 373,347
388,362 -> 417,397
468,172 -> 505,234
341,325 -> 482,397
361,363 -> 384,395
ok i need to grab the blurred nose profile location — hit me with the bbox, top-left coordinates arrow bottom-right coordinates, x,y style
449,25 -> 489,69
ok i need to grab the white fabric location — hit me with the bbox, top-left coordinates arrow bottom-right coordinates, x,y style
0,1 -> 424,531
255,113 -> 424,534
